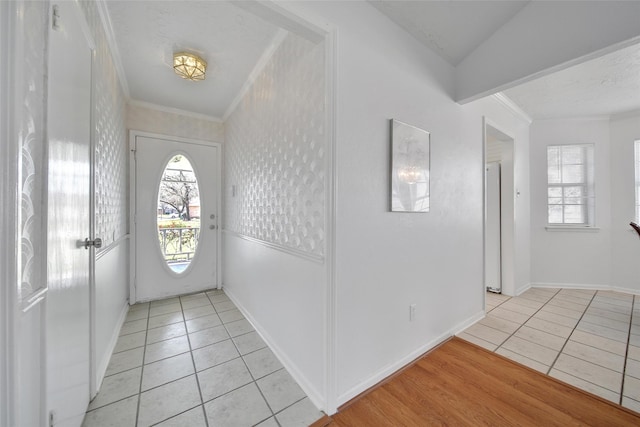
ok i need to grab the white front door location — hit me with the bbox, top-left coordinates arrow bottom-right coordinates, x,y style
132,134 -> 220,302
46,2 -> 93,426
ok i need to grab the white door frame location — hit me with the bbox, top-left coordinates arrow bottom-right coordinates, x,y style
483,117 -> 516,297
129,130 -> 222,303
0,2 -> 15,424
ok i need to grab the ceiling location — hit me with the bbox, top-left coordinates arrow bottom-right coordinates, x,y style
502,42 -> 640,119
105,1 -> 281,119
369,0 -> 530,66
105,1 -> 640,121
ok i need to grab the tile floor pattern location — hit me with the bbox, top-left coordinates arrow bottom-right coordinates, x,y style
458,288 -> 640,413
82,289 -> 324,427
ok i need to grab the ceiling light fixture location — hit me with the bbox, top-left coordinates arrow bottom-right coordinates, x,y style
173,52 -> 207,81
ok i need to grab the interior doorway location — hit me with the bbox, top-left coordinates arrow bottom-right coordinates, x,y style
484,121 -> 515,299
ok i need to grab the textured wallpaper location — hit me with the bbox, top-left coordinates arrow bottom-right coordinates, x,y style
224,34 -> 326,258
80,1 -> 128,250
16,0 -> 48,302
127,103 -> 224,143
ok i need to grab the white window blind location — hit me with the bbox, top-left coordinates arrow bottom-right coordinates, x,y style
547,144 -> 595,226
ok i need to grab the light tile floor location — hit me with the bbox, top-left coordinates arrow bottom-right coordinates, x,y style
458,288 -> 640,413
82,289 -> 324,427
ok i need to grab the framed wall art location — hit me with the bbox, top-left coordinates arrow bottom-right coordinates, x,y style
390,119 -> 430,212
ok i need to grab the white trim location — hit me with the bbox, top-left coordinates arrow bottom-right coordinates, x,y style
492,93 -> 533,124
223,29 -> 288,121
130,129 -> 222,147
514,283 -> 533,297
324,26 -> 338,416
531,283 -> 640,296
128,132 -> 137,303
129,130 -> 223,304
96,234 -> 130,261
531,283 -> 640,297
95,0 -> 129,98
87,1 -> 98,397
95,301 -> 128,394
483,118 -> 517,297
545,226 -> 601,232
535,115 -> 611,122
0,3 -> 12,422
224,287 -> 325,411
457,35 -> 640,105
336,310 -> 485,407
532,282 -> 611,291
128,99 -> 223,124
222,230 -> 324,263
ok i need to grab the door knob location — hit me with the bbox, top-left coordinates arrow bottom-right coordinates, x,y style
83,237 -> 103,249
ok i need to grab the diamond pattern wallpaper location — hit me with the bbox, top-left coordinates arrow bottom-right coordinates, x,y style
80,1 -> 128,250
224,34 -> 326,258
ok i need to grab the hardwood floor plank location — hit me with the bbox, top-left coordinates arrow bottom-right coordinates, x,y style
438,339 -> 636,425
330,337 -> 640,426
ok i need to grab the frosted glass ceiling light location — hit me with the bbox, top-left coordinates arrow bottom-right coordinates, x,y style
173,52 -> 207,81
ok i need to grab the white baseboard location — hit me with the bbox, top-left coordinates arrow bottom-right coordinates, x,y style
530,282 -> 640,296
95,302 -> 129,393
514,283 -> 532,296
223,288 -> 326,412
336,309 -> 486,407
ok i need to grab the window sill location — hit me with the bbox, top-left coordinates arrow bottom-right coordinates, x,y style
545,226 -> 600,233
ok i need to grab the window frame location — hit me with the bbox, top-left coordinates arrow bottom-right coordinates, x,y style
546,143 -> 595,227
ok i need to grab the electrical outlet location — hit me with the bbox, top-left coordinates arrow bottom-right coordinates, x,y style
409,304 -> 416,321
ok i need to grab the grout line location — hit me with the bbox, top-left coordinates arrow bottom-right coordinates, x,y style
86,290 -> 322,426
545,291 -> 598,376
550,366 -> 621,401
494,291 -> 560,365
135,303 -> 150,427
620,295 -> 636,405
147,404 -> 203,426
181,297 -> 211,427
223,306 -> 278,420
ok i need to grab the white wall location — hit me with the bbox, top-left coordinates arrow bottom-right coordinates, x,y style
610,112 -> 640,293
222,31 -> 328,408
127,102 -> 224,143
530,118 -> 612,288
287,1 -> 531,408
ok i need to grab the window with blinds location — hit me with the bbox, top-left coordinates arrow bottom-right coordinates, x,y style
547,144 -> 595,226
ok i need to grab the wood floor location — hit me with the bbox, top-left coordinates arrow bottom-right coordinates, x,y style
328,337 -> 640,426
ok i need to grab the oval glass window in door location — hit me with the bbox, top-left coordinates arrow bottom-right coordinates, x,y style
157,154 -> 201,274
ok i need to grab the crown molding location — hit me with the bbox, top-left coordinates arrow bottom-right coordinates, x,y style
96,0 -> 130,98
223,29 -> 288,121
128,99 -> 223,123
491,92 -> 533,124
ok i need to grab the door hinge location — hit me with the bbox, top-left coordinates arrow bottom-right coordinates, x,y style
52,5 -> 60,30
49,411 -> 55,427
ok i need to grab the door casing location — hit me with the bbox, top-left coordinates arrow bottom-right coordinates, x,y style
129,130 -> 222,303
